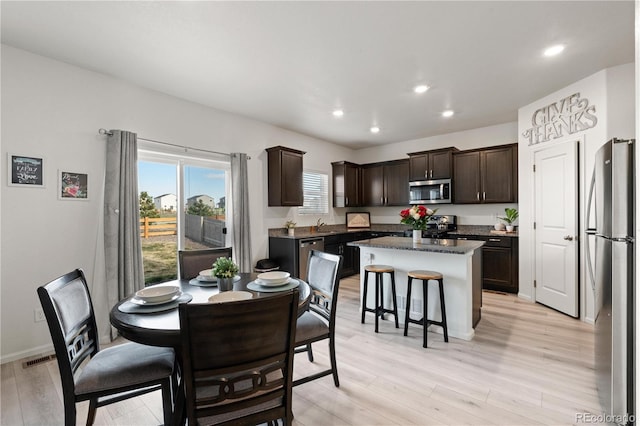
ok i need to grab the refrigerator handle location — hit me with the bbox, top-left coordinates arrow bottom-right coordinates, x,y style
585,168 -> 596,292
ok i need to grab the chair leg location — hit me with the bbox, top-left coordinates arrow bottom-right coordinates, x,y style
329,336 -> 340,387
438,279 -> 449,342
361,271 -> 369,324
422,279 -> 429,348
404,277 -> 413,336
374,272 -> 381,333
306,343 -> 314,362
390,272 -> 399,328
161,378 -> 173,426
85,399 -> 97,426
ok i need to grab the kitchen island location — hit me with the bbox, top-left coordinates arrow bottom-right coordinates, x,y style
348,236 -> 484,341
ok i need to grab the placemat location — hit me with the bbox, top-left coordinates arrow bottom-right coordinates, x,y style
188,275 -> 241,287
247,279 -> 300,293
118,293 -> 193,314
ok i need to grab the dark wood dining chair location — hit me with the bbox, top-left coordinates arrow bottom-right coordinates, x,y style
293,249 -> 344,387
37,269 -> 175,426
178,289 -> 299,426
178,247 -> 233,279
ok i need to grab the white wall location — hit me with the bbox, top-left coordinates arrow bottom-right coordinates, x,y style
517,63 -> 635,322
0,45 -> 353,361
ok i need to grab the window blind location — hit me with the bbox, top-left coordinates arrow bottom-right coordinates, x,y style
300,171 -> 328,215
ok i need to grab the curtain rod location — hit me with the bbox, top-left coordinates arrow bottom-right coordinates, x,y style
98,128 -> 250,159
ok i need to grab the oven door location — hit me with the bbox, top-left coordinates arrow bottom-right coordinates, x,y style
409,179 -> 451,204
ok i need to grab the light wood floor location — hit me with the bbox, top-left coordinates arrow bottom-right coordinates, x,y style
1,275 -> 601,425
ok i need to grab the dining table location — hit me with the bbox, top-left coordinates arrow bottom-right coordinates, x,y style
109,272 -> 311,348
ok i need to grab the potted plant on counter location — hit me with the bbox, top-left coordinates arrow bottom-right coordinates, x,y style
212,257 -> 239,291
498,208 -> 519,232
400,205 -> 438,243
284,220 -> 296,236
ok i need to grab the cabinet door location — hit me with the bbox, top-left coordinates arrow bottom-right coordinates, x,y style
481,146 -> 514,203
362,165 -> 384,206
409,154 -> 428,181
281,150 -> 303,205
345,163 -> 360,206
482,246 -> 515,292
384,161 -> 409,206
453,151 -> 481,203
429,150 -> 453,180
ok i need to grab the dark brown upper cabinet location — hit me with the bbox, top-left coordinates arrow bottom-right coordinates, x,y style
361,159 -> 409,206
266,146 -> 306,206
408,147 -> 457,181
332,161 -> 361,207
453,144 -> 518,204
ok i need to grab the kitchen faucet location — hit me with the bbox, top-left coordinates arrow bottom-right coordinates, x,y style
316,218 -> 326,231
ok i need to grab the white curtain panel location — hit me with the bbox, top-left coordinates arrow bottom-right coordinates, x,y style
104,130 -> 144,336
230,153 -> 252,272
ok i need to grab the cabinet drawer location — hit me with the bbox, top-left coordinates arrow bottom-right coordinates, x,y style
483,237 -> 512,248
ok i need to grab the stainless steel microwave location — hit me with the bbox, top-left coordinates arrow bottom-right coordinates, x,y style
409,179 -> 452,204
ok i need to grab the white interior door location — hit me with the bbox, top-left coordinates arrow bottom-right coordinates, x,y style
534,140 -> 579,317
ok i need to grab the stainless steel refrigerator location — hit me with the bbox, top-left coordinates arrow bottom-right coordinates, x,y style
587,138 -> 635,424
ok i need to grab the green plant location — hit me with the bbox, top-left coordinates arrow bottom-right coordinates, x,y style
498,208 -> 519,225
284,220 -> 296,229
212,257 -> 239,278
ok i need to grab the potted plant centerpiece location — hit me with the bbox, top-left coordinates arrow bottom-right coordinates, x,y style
284,220 -> 296,237
212,257 -> 239,291
498,208 -> 519,232
400,205 -> 437,243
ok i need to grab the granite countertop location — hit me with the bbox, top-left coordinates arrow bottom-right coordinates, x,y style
449,225 -> 519,238
269,224 -> 409,239
348,236 -> 484,255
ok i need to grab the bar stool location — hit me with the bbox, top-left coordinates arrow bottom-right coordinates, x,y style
361,265 -> 399,333
404,270 -> 449,348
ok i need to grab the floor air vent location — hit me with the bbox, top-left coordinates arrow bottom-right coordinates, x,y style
22,354 -> 56,369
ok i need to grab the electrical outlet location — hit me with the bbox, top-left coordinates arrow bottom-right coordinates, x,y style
34,308 -> 45,323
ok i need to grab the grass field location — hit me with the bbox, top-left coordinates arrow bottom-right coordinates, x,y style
141,239 -> 177,284
141,235 -> 213,284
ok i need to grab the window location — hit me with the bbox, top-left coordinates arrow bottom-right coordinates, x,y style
299,171 -> 328,215
138,147 -> 230,284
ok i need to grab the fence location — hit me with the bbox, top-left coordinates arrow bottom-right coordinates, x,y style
140,217 -> 177,238
185,214 -> 226,247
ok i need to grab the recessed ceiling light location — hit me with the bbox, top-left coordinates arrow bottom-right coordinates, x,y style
413,84 -> 429,94
370,126 -> 380,134
543,44 -> 565,57
332,109 -> 344,117
442,110 -> 454,118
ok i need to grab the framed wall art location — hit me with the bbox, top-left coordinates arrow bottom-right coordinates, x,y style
7,153 -> 45,187
58,170 -> 88,200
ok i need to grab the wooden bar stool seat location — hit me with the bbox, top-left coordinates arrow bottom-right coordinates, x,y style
404,270 -> 449,348
361,265 -> 399,333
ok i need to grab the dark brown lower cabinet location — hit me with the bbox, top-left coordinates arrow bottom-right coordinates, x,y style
449,234 -> 518,293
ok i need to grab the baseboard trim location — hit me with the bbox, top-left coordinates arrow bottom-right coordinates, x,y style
1,343 -> 54,365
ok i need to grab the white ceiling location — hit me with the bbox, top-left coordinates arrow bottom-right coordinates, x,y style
1,1 -> 635,149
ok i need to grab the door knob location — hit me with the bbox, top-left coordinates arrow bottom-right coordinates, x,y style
563,235 -> 574,241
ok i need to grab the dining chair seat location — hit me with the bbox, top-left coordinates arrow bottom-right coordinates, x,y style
74,342 -> 174,395
295,311 -> 329,343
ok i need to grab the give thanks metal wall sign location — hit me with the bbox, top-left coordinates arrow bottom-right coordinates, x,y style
522,92 -> 598,145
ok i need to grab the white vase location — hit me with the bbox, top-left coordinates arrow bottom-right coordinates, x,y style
412,229 -> 422,244
506,225 -> 515,232
287,228 -> 294,237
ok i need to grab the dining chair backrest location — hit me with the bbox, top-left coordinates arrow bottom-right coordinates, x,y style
306,249 -> 343,322
37,269 -> 99,391
178,247 -> 233,279
178,289 -> 299,425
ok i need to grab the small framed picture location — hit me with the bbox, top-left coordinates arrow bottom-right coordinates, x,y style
58,170 -> 88,200
7,153 -> 45,187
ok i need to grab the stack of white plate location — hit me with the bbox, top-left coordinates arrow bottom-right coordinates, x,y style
255,271 -> 291,287
133,285 -> 180,305
197,269 -> 218,282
